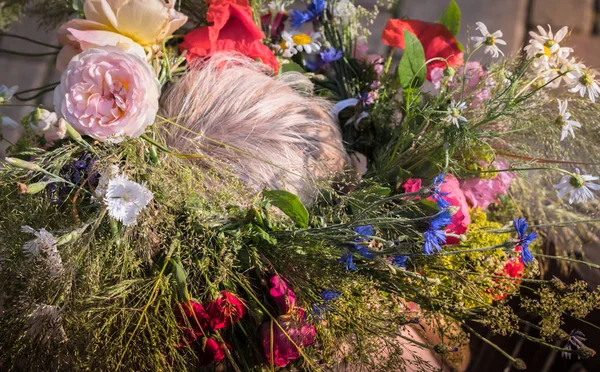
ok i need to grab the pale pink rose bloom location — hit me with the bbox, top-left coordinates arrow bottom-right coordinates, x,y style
460,160 -> 515,210
56,0 -> 187,71
53,47 -> 159,142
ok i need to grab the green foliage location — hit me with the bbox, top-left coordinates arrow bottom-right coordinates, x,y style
263,189 -> 309,228
397,30 -> 426,89
438,0 -> 461,37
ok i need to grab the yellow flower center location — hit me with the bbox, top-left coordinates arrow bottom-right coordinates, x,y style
485,35 -> 495,46
569,175 -> 585,188
543,40 -> 556,58
292,34 -> 312,45
579,73 -> 593,87
279,40 -> 289,50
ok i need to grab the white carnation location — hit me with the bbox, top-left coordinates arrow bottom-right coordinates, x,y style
105,174 -> 153,226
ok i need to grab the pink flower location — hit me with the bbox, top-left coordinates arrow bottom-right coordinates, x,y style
53,46 -> 159,142
259,309 -> 316,367
402,174 -> 471,243
460,160 -> 515,210
269,275 -> 296,314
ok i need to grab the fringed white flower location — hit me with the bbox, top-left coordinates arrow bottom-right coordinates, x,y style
21,225 -> 63,277
105,174 -> 153,226
553,169 -> 600,204
443,101 -> 468,127
556,99 -> 581,141
471,22 -> 506,58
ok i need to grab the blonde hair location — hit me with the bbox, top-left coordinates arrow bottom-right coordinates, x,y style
158,53 -> 350,203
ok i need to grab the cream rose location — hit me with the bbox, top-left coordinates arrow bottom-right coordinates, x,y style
53,46 -> 160,142
56,0 -> 188,71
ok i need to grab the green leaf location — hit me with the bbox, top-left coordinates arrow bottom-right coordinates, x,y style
280,62 -> 305,74
170,258 -> 190,301
72,0 -> 85,13
397,30 -> 426,89
438,0 -> 461,37
263,190 -> 309,228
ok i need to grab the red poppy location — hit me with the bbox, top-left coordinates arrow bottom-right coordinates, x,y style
382,19 -> 463,80
180,0 -> 279,72
204,291 -> 247,330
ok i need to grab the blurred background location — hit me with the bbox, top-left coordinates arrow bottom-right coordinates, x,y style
1,0 -> 600,371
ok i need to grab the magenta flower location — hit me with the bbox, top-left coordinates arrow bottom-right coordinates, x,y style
460,160 -> 515,210
268,275 -> 296,314
259,309 -> 316,367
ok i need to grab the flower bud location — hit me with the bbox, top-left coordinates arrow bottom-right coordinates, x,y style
577,346 -> 596,359
513,358 -> 527,370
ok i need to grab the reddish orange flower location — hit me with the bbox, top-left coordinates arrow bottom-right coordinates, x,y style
180,0 -> 279,72
382,19 -> 463,79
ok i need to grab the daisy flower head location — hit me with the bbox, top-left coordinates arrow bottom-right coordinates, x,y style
443,101 -> 468,127
553,168 -> 600,204
555,99 -> 581,141
569,69 -> 600,103
524,25 -> 571,60
105,174 -> 153,226
471,22 -> 506,58
279,31 -> 321,56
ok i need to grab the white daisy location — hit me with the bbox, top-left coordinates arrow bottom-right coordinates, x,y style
280,31 -> 321,56
545,56 -> 584,88
553,169 -> 600,204
568,69 -> 600,103
471,22 -> 506,58
105,174 -> 153,226
21,226 -> 63,276
556,99 -> 581,141
0,85 -> 18,103
443,101 -> 468,127
524,25 -> 571,60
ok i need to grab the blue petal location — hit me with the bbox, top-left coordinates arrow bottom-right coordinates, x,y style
392,255 -> 408,268
289,9 -> 313,28
307,0 -> 326,15
355,245 -> 374,259
341,253 -> 357,271
431,211 -> 452,230
321,290 -> 340,301
513,217 -> 528,239
521,245 -> 534,266
354,225 -> 374,236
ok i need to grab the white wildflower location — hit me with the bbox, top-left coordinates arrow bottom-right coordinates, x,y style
105,174 -> 153,226
524,25 -> 571,60
21,226 -> 63,276
568,69 -> 600,103
471,22 -> 506,58
279,31 -> 321,56
0,85 -> 18,103
94,164 -> 120,199
333,0 -> 357,25
553,169 -> 600,204
443,101 -> 468,127
556,100 -> 581,141
26,304 -> 67,345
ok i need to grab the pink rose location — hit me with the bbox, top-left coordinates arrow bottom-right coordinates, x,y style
53,47 -> 159,142
402,174 -> 471,243
269,275 -> 296,314
259,309 -> 316,367
460,160 -> 515,210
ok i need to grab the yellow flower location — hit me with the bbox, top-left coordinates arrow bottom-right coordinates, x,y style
56,0 -> 188,71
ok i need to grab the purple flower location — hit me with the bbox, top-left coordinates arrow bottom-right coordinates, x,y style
422,211 -> 452,255
352,225 -> 374,259
340,253 -> 356,271
392,255 -> 408,268
47,152 -> 98,204
320,48 -> 342,63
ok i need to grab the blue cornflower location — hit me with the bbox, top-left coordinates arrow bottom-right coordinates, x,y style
341,253 -> 356,271
312,289 -> 341,319
321,290 -> 341,301
304,58 -> 324,71
513,217 -> 537,266
391,255 -> 408,268
352,225 -> 375,259
289,0 -> 326,28
422,211 -> 452,255
320,48 -> 343,63
431,173 -> 450,209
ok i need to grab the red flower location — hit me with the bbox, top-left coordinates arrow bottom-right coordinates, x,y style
382,19 -> 463,80
204,291 -> 247,330
194,337 -> 229,366
268,275 -> 296,314
401,175 -> 471,244
180,0 -> 279,72
175,301 -> 211,337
